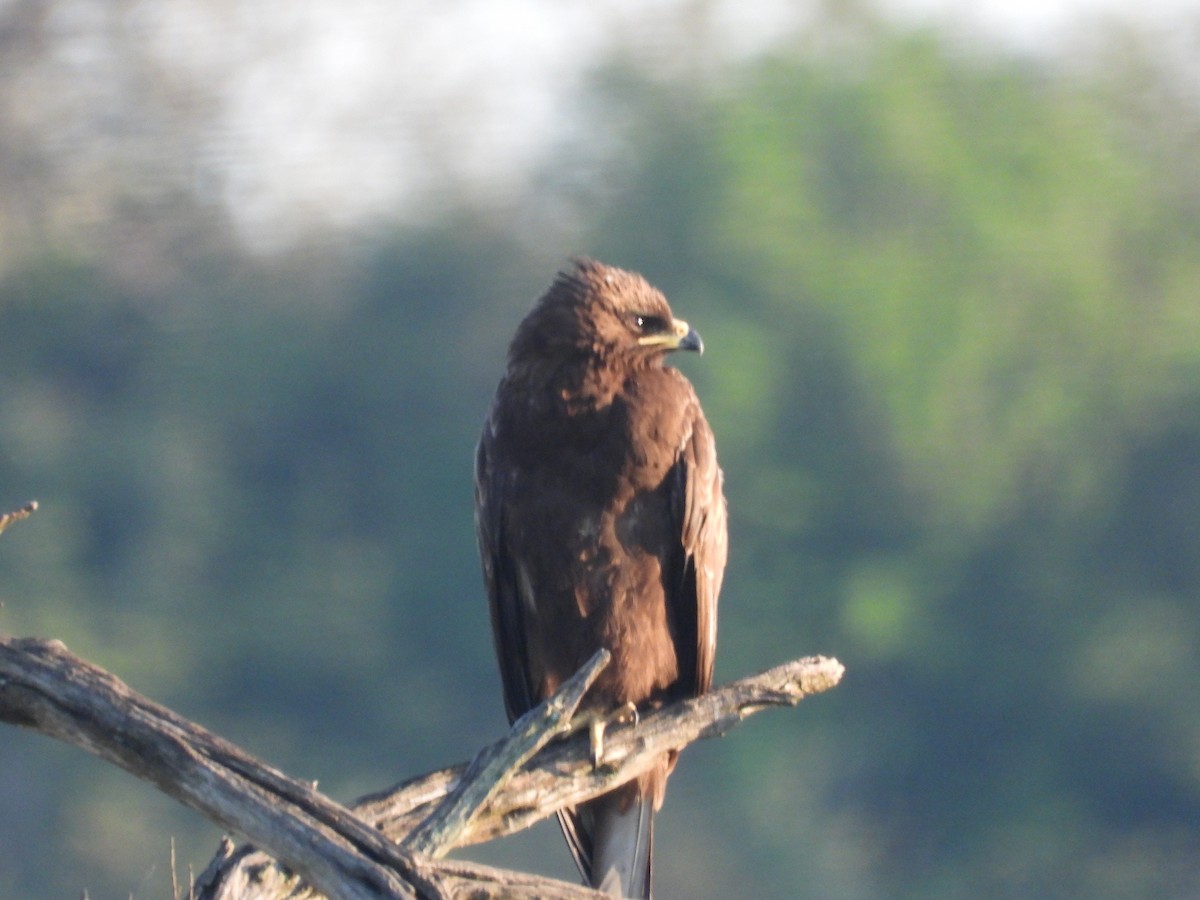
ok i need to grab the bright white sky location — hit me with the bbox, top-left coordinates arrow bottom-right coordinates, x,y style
131,0 -> 1196,249
886,0 -> 1198,45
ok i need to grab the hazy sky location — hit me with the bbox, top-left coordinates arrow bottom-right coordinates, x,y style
887,0 -> 1197,44
124,0 -> 1198,248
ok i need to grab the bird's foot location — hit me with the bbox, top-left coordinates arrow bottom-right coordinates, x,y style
569,702 -> 639,767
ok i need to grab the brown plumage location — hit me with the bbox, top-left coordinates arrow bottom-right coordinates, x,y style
475,259 -> 727,898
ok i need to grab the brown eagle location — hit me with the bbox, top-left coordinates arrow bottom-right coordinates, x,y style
475,259 -> 727,897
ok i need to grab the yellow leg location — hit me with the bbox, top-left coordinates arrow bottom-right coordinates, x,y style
575,702 -> 639,766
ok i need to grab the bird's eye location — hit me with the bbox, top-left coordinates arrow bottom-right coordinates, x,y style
634,314 -> 666,333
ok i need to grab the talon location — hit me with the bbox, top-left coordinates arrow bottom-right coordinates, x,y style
589,717 -> 605,767
571,702 -> 641,768
619,701 -> 639,726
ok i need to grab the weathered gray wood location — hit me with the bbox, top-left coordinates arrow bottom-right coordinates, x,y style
354,654 -> 845,847
0,636 -> 432,899
200,655 -> 844,898
193,836 -> 606,900
0,632 -> 842,899
405,648 -> 611,857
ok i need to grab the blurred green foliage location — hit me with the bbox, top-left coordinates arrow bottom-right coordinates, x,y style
3,14 -> 1200,900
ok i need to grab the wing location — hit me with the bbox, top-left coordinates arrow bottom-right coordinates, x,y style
474,408 -> 538,722
668,400 -> 727,696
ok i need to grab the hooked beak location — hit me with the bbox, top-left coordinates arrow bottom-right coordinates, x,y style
638,317 -> 704,354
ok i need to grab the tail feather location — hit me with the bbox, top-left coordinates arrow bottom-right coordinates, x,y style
591,791 -> 653,898
561,781 -> 655,898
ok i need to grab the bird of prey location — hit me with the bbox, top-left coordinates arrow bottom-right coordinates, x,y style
475,259 -> 727,898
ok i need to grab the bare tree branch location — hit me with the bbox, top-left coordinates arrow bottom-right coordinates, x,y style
196,655 -> 845,899
0,499 -> 37,536
0,635 -> 432,899
194,836 -> 607,900
405,648 -> 611,857
0,632 -> 843,899
376,654 -> 845,848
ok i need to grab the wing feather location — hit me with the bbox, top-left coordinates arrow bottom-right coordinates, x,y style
673,402 -> 727,696
474,414 -> 537,720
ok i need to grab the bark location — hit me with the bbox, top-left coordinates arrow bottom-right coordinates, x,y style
0,633 -> 843,899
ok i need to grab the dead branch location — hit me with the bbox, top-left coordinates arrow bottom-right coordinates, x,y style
404,649 -> 611,857
0,635 -> 431,899
0,499 -> 37,536
0,632 -> 842,899
197,655 -> 845,899
388,654 -> 845,848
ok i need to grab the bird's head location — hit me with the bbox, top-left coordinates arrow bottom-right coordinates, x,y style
509,259 -> 703,374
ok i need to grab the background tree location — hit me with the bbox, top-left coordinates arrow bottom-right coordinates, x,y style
2,1 -> 1200,897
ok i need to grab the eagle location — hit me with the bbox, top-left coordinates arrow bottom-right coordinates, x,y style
475,259 -> 727,897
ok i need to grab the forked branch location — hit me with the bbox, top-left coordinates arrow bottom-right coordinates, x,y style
0,633 -> 843,899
